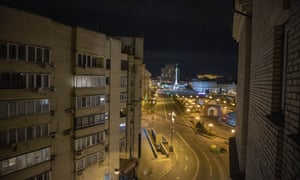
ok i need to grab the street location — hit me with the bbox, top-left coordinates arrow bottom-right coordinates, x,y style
138,94 -> 231,180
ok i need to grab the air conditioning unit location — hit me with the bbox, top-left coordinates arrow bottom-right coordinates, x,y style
11,143 -> 18,151
63,129 -> 73,136
36,87 -> 43,93
51,154 -> 57,161
76,150 -> 82,156
50,110 -> 56,116
50,132 -> 58,138
50,63 -> 56,69
50,87 -> 56,92
67,108 -> 74,113
77,170 -> 83,176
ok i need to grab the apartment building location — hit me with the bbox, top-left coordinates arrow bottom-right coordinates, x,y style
231,0 -> 300,179
0,5 -> 143,180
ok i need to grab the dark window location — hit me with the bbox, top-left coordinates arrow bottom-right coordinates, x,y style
36,48 -> 43,62
92,58 -> 97,67
0,42 -> 7,59
12,73 -> 26,88
18,45 -> 26,61
28,74 -> 34,88
87,56 -> 91,67
0,73 -> 11,89
0,131 -> 8,146
106,59 -> 111,69
106,77 -> 110,85
9,129 -> 16,144
18,127 -> 25,142
82,55 -> 86,67
121,60 -> 128,71
28,46 -> 35,62
36,75 -> 42,88
44,48 -> 50,63
8,44 -> 17,60
35,125 -> 41,138
27,126 -> 34,140
77,54 -> 82,66
43,75 -> 49,88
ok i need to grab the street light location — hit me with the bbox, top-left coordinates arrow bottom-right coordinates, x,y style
169,111 -> 176,152
208,123 -> 214,135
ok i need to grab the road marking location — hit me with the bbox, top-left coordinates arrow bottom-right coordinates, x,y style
185,165 -> 188,171
185,155 -> 188,161
176,132 -> 200,180
210,165 -> 213,176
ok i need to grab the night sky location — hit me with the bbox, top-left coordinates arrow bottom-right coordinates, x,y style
0,0 -> 238,77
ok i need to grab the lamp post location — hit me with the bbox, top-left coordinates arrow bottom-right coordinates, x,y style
169,111 -> 175,152
208,123 -> 214,135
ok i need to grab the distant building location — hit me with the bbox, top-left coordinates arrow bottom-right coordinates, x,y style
189,74 -> 236,95
231,0 -> 300,179
160,63 -> 180,84
0,6 -> 143,180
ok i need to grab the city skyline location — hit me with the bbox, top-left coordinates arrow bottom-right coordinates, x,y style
0,0 -> 238,77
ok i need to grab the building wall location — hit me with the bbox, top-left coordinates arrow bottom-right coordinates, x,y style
233,0 -> 300,179
0,5 -> 73,180
0,5 -> 144,180
233,3 -> 252,173
282,0 -> 300,178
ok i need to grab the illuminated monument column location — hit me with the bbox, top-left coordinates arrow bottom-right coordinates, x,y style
173,63 -> 178,90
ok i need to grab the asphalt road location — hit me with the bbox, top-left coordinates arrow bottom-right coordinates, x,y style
151,95 -> 230,180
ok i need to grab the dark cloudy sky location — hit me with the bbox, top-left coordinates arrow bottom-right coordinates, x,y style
0,0 -> 238,77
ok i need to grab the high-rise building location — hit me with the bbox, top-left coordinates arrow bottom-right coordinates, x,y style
230,0 -> 300,179
0,5 -> 144,180
160,63 -> 180,84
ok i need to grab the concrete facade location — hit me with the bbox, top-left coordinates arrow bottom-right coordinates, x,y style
231,0 -> 300,179
0,6 -> 143,180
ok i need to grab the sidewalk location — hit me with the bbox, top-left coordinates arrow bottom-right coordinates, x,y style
137,109 -> 177,180
136,128 -> 177,180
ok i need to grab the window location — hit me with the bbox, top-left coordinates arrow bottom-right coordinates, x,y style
121,60 -> 128,71
87,56 -> 91,67
0,147 -> 51,175
0,124 -> 49,146
27,126 -> 34,141
9,102 -> 17,117
28,46 -> 35,62
120,108 -> 127,117
18,127 -> 25,142
0,99 -> 50,119
18,45 -> 26,61
0,73 -> 50,89
44,48 -> 50,63
75,150 -> 105,171
76,95 -> 105,109
106,59 -> 111,69
36,47 -> 43,63
120,138 -> 126,152
17,101 -> 26,116
8,44 -> 17,60
25,171 -> 51,180
120,77 -> 128,88
120,92 -> 128,102
74,113 -> 107,129
0,42 -> 7,59
0,41 -> 51,63
75,76 -> 106,88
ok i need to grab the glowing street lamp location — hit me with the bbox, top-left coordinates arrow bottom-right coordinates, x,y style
208,123 -> 214,135
169,112 -> 176,152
